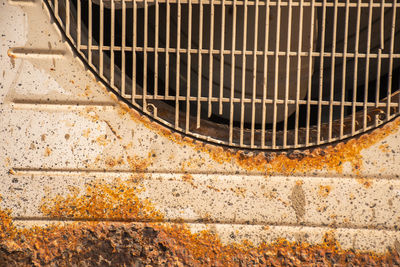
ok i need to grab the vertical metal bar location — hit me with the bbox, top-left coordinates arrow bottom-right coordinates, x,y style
339,0 -> 349,138
375,0 -> 384,111
219,0 -> 226,115
132,0 -> 137,104
196,0 -> 204,128
351,0 -> 362,135
121,0 -> 126,96
386,1 -> 397,120
363,0 -> 373,130
229,0 -> 237,145
54,0 -> 58,17
175,0 -> 182,128
77,0 -> 81,51
165,0 -> 170,97
154,0 -> 159,97
186,0 -> 193,133
143,0 -> 148,110
272,0 -> 281,149
317,0 -> 326,144
305,0 -> 315,146
294,0 -> 303,147
283,0 -> 292,148
261,0 -> 270,148
110,0 -> 115,87
328,0 -> 338,141
65,0 -> 70,36
380,0 -> 385,53
88,0 -> 92,64
99,0 -> 104,76
207,0 -> 215,118
250,0 -> 259,148
239,0 -> 248,146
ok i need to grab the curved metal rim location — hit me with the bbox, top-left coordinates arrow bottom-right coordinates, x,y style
42,0 -> 400,153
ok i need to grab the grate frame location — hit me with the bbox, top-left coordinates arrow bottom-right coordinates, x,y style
44,0 -> 400,150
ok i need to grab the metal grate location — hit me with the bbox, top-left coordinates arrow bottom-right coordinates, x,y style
46,0 -> 400,149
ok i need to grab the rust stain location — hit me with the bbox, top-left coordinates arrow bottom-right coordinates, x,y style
0,179 -> 399,265
95,134 -> 110,146
379,143 -> 390,153
82,128 -> 91,138
84,85 -> 91,97
181,174 -> 197,189
40,178 -> 162,221
44,147 -> 52,157
104,156 -> 125,168
357,177 -> 373,188
41,134 -> 46,142
117,103 -> 400,175
7,49 -> 16,68
83,107 -> 100,122
230,187 -> 247,197
206,185 -> 221,192
318,185 -> 332,198
126,154 -> 153,172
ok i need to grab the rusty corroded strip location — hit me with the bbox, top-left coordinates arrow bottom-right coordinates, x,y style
1,182 -> 400,265
115,97 -> 400,175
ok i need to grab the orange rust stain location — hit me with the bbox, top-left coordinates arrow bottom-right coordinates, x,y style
117,104 -> 400,175
95,134 -> 110,146
83,107 -> 100,122
357,177 -> 373,188
40,178 -> 162,221
122,142 -> 133,150
0,208 -> 15,240
84,85 -> 92,97
44,147 -> 52,157
296,180 -> 304,186
82,128 -> 91,138
181,174 -> 197,189
264,190 -> 278,199
318,185 -> 332,198
126,154 -> 153,172
0,180 -> 398,265
379,143 -> 391,153
105,156 -> 125,168
262,225 -> 270,231
206,185 -> 221,192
